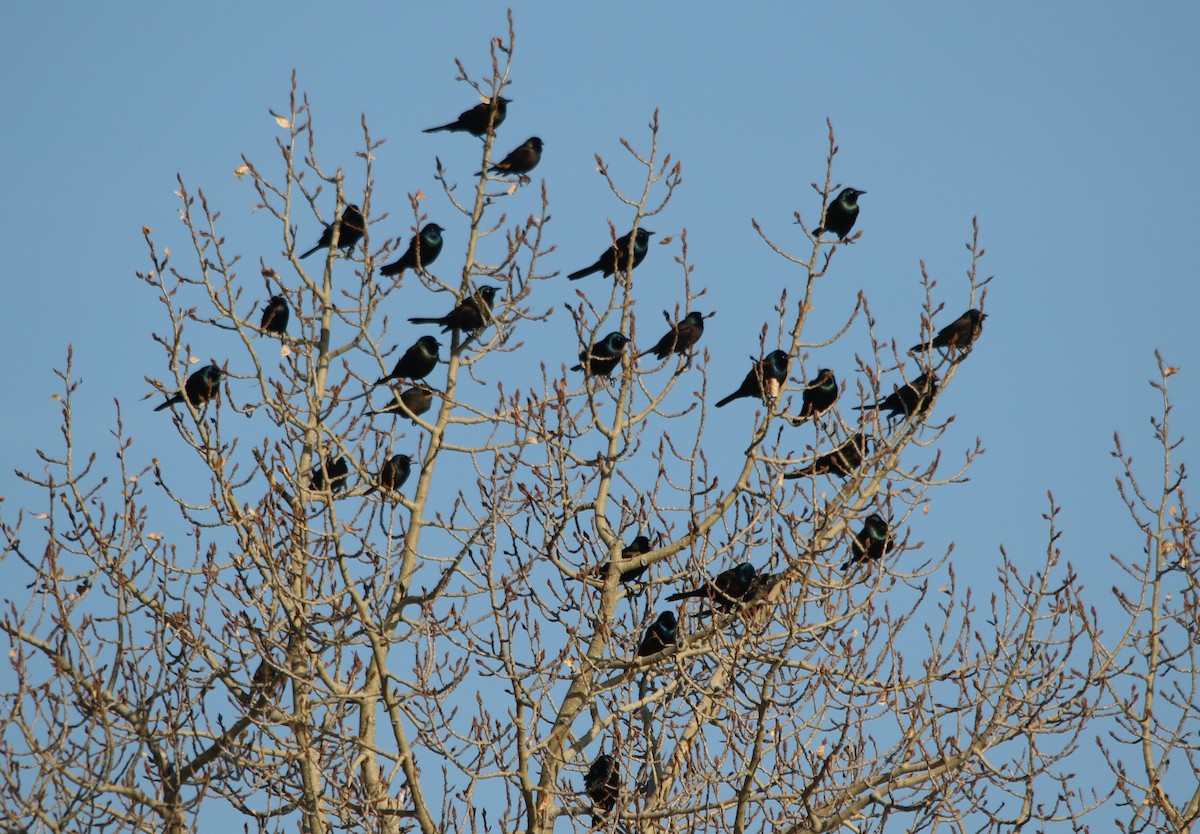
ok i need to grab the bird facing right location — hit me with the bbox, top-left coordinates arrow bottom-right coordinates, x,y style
910,309 -> 987,354
715,350 -> 791,408
572,332 -> 630,378
482,136 -> 543,177
636,611 -> 678,657
374,336 -> 442,385
637,311 -> 705,362
380,223 -> 444,278
568,228 -> 653,281
299,204 -> 366,259
154,363 -> 224,412
813,187 -> 866,242
259,295 -> 289,337
423,97 -> 510,137
841,514 -> 895,571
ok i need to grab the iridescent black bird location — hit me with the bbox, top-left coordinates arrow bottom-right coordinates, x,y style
593,534 -> 653,584
423,97 -> 510,137
409,285 -> 499,334
364,454 -> 412,497
856,372 -> 939,420
154,364 -> 224,412
480,136 -> 543,177
380,223 -> 444,278
784,432 -> 869,480
715,350 -> 791,408
841,513 -> 895,570
299,204 -> 366,259
371,386 -> 435,422
259,295 -> 289,337
374,336 -> 441,385
637,311 -> 705,361
910,309 -> 987,354
636,611 -> 678,657
814,188 -> 866,242
572,332 -> 629,378
568,229 -> 653,281
309,455 -> 350,494
584,754 -> 621,827
666,563 -> 757,612
788,368 -> 838,425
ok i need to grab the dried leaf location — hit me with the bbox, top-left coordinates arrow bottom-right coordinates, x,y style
274,115 -> 292,129
234,164 -> 250,179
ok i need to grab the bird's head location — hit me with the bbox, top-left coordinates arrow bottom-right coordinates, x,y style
634,228 -> 654,245
658,611 -> 677,628
734,563 -> 757,582
417,336 -> 442,352
527,136 -> 543,150
816,368 -> 835,384
421,222 -> 444,239
839,188 -> 866,205
684,311 -> 704,325
605,333 -> 630,352
628,535 -> 651,553
479,285 -> 500,302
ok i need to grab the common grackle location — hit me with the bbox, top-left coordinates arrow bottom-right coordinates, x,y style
154,364 -> 224,412
856,372 -> 939,420
584,753 -> 621,826
568,229 -> 653,281
593,534 -> 653,584
715,350 -> 791,408
364,453 -> 412,497
299,204 -> 366,259
666,562 -> 757,612
260,295 -> 289,337
480,136 -> 543,177
572,332 -> 629,378
910,309 -> 986,354
380,223 -> 444,278
374,336 -> 441,385
788,368 -> 838,425
841,513 -> 895,570
636,611 -> 677,657
409,285 -> 499,334
423,97 -> 510,137
813,188 -> 865,242
784,432 -> 869,480
637,311 -> 704,361
371,386 -> 435,422
309,455 -> 350,494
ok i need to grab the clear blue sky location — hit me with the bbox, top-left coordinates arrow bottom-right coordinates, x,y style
2,1 -> 1198,827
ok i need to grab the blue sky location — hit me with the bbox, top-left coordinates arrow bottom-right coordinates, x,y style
2,1 -> 1198,827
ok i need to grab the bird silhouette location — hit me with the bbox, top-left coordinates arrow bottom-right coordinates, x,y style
572,332 -> 629,378
666,563 -> 757,612
154,364 -> 224,412
568,229 -> 653,281
788,368 -> 838,425
309,455 -> 350,494
374,336 -> 441,385
584,753 -> 621,827
715,350 -> 791,408
380,223 -> 444,278
364,453 -> 412,497
299,204 -> 366,259
423,97 -> 510,137
637,311 -> 705,361
593,535 -> 653,584
480,136 -> 543,177
259,295 -> 289,337
636,611 -> 678,657
371,386 -> 435,423
813,188 -> 865,242
856,372 -> 939,420
841,513 -> 895,570
785,432 -> 869,480
409,285 -> 499,334
910,309 -> 986,354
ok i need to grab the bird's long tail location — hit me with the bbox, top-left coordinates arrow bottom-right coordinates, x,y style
664,588 -> 706,602
714,392 -> 738,408
422,124 -> 450,134
568,264 -> 601,281
298,244 -> 320,259
153,398 -> 175,412
407,316 -> 442,326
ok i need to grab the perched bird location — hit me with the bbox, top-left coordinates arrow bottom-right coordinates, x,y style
572,332 -> 630,378
856,372 -> 939,420
593,534 -> 653,584
841,513 -> 895,570
154,364 -> 224,412
788,368 -> 838,425
568,229 -> 654,281
480,136 -> 543,177
666,563 -> 757,612
813,188 -> 866,242
309,455 -> 350,494
409,285 -> 499,334
584,754 -> 621,826
910,309 -> 987,354
636,611 -> 678,657
259,295 -> 289,337
784,432 -> 869,480
715,350 -> 791,408
380,223 -> 444,278
364,453 -> 412,497
371,386 -> 435,422
423,97 -> 510,137
299,204 -> 366,259
374,336 -> 441,385
637,311 -> 705,361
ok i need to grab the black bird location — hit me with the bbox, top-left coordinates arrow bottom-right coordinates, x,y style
154,364 -> 224,412
584,754 -> 621,826
299,204 -> 366,259
480,136 -> 543,177
309,455 -> 350,494
374,336 -> 441,385
788,368 -> 838,425
785,432 -> 869,480
259,295 -> 289,337
911,309 -> 987,354
423,97 -> 510,137
364,453 -> 412,497
409,285 -> 500,334
593,534 -> 653,584
567,229 -> 653,281
813,188 -> 866,242
371,386 -> 435,422
636,611 -> 678,657
380,223 -> 444,278
856,372 -> 939,420
637,311 -> 705,361
715,350 -> 791,408
572,332 -> 630,378
666,563 -> 757,612
841,513 -> 895,570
